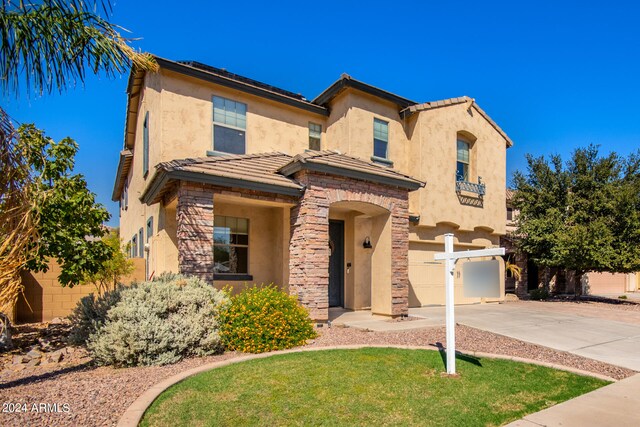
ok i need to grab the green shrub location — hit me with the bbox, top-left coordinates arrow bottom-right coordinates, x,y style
87,274 -> 228,367
618,295 -> 628,300
68,286 -> 124,346
219,284 -> 317,354
529,288 -> 549,301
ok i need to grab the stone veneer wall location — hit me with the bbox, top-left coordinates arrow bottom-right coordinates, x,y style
175,182 -> 298,283
176,183 -> 215,282
289,170 -> 410,321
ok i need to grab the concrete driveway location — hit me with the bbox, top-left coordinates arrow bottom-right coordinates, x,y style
409,302 -> 640,371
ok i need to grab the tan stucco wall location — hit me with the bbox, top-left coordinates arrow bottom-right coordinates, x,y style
118,69 -> 510,308
409,102 -> 507,234
324,90 -> 410,173
16,259 -> 146,323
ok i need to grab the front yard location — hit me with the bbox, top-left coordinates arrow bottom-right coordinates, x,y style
0,320 -> 634,427
140,348 -> 608,427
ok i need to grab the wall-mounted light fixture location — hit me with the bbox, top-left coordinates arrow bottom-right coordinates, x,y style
363,236 -> 372,248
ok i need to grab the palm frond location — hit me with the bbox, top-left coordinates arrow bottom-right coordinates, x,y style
0,0 -> 158,97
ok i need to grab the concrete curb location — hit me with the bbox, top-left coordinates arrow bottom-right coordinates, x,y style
117,345 -> 618,427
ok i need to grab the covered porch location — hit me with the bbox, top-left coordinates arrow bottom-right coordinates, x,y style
141,151 -> 424,322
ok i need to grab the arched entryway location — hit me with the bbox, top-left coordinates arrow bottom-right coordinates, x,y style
328,201 -> 391,315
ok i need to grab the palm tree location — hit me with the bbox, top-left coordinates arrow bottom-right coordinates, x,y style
0,0 -> 157,96
0,0 -> 157,335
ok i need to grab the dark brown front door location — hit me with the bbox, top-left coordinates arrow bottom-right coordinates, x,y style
329,220 -> 344,307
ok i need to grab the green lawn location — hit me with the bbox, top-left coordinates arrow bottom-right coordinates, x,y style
140,348 -> 608,427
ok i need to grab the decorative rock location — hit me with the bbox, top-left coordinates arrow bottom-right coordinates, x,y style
47,350 -> 63,363
50,317 -> 64,325
26,348 -> 42,359
12,355 -> 29,364
26,358 -> 41,367
0,313 -> 13,351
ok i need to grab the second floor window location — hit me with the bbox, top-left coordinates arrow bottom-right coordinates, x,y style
213,216 -> 249,274
456,139 -> 470,182
309,122 -> 321,150
213,96 -> 247,154
143,112 -> 149,177
507,207 -> 514,221
373,118 -> 389,159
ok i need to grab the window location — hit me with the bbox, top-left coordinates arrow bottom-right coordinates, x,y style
309,122 -> 321,150
138,228 -> 144,258
213,216 -> 248,274
456,139 -> 470,182
373,118 -> 389,159
146,217 -> 153,243
507,207 -> 514,221
122,181 -> 128,210
131,235 -> 137,258
143,112 -> 149,177
213,96 -> 247,154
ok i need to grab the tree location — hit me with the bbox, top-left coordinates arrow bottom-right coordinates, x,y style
0,0 -> 157,318
81,229 -> 134,294
18,124 -> 114,286
512,145 -> 640,293
0,0 -> 157,96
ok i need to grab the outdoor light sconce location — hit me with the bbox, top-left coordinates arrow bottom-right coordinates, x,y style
363,236 -> 372,249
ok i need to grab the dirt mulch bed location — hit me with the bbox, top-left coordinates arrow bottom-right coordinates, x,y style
0,323 -> 635,427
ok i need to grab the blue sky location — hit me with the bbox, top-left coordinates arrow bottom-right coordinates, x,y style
4,1 -> 640,226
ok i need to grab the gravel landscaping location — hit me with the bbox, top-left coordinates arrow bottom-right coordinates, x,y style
0,319 -> 635,427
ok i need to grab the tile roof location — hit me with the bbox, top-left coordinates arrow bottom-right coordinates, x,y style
140,151 -> 425,205
279,150 -> 425,190
162,152 -> 302,190
506,188 -> 515,201
401,96 -> 513,147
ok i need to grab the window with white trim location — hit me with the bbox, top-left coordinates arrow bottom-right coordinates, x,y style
456,139 -> 470,182
213,96 -> 247,154
373,118 -> 389,159
309,122 -> 321,150
213,216 -> 249,274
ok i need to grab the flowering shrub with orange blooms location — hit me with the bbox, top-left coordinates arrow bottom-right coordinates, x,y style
219,285 -> 317,353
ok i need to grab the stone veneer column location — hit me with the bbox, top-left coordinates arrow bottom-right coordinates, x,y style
289,172 -> 330,321
390,197 -> 410,316
176,183 -> 214,282
289,171 -> 411,320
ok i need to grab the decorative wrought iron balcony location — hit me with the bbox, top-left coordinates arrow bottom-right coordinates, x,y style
456,176 -> 486,197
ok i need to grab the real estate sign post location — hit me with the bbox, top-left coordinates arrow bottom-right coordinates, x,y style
434,233 -> 505,375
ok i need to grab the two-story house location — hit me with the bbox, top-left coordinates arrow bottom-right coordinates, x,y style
112,57 -> 512,321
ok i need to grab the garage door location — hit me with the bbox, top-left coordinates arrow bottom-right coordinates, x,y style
409,243 -> 445,307
586,272 -> 627,295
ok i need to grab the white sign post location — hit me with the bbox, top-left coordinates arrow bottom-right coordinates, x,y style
434,233 -> 505,375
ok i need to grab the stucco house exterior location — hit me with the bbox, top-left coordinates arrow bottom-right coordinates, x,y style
112,57 -> 512,321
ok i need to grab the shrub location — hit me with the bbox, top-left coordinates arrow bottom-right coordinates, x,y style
87,274 -> 228,367
219,284 -> 317,353
618,295 -> 628,300
529,287 -> 549,301
68,286 -> 124,346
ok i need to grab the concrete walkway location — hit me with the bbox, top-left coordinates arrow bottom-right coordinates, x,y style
505,373 -> 640,427
409,303 -> 640,371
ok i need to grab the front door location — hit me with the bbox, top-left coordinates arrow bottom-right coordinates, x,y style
329,220 -> 344,307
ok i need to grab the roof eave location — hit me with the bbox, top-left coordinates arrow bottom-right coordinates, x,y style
154,57 -> 329,117
280,161 -> 425,191
140,168 -> 304,205
111,149 -> 133,201
400,98 -> 514,148
313,76 -> 416,109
